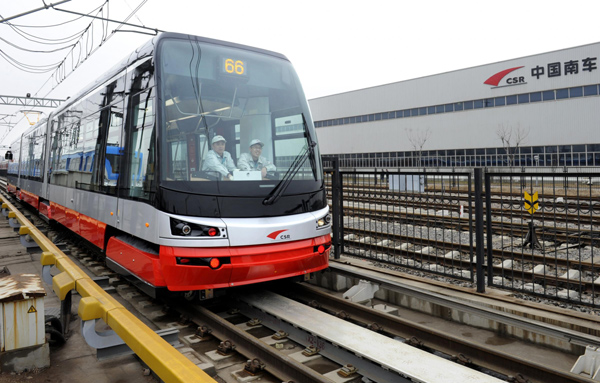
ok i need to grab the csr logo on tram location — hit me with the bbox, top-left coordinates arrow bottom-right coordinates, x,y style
267,230 -> 290,240
484,66 -> 526,88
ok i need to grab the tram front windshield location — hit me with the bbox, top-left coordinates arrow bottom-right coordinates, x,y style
158,39 -> 322,197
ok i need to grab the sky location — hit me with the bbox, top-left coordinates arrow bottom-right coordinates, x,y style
1,0 -> 600,149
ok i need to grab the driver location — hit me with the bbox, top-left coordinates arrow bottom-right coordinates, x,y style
238,138 -> 276,178
202,135 -> 236,180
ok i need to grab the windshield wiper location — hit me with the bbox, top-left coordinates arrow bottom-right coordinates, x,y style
263,115 -> 317,206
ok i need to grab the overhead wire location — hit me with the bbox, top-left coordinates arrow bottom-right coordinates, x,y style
0,0 -> 150,144
0,50 -> 64,72
0,36 -> 74,53
0,1 -> 108,142
5,2 -> 104,28
6,21 -> 89,44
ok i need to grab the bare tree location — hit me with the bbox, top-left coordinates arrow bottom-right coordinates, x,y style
406,127 -> 431,167
496,123 -> 529,167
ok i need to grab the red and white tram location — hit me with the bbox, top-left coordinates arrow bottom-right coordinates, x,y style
6,32 -> 331,299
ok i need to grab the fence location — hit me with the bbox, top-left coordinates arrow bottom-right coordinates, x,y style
324,159 -> 600,308
484,169 -> 600,307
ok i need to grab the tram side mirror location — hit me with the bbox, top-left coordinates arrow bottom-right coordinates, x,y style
4,151 -> 12,160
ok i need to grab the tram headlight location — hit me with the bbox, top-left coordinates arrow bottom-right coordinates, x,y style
170,218 -> 224,238
181,224 -> 192,235
316,213 -> 332,229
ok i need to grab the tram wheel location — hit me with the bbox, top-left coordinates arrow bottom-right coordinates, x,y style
183,290 -> 198,302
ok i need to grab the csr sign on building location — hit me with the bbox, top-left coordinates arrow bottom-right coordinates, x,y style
484,57 -> 597,88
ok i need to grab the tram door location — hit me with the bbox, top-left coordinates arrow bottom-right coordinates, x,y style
88,74 -> 126,233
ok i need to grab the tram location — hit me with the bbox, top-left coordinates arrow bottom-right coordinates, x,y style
5,32 -> 331,299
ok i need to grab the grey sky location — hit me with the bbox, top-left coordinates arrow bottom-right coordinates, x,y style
1,0 -> 599,147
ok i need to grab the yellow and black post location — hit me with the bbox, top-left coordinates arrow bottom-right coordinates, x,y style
523,191 -> 540,248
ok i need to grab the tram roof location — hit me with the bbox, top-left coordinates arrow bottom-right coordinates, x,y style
40,32 -> 290,128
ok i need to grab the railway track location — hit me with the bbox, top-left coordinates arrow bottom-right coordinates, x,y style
326,181 -> 600,204
328,190 -> 600,227
2,180 -> 599,382
342,204 -> 600,248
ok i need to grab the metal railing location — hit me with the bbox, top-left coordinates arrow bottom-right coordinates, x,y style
325,157 -> 476,283
325,160 -> 600,307
484,169 -> 600,307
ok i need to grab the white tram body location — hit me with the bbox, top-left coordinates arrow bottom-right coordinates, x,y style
6,32 -> 331,297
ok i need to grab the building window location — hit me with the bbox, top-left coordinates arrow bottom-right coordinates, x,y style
518,94 -> 529,103
584,85 -> 598,96
569,86 -> 583,98
556,88 -> 569,99
314,83 -> 600,129
542,90 -> 555,101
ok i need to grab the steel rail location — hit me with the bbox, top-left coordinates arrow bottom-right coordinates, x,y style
329,261 -> 600,349
285,283 -> 594,383
343,224 -> 598,273
342,227 -> 600,293
178,303 -> 334,383
343,205 -> 600,248
332,193 -> 600,226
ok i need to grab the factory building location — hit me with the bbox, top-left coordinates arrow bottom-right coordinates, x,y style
309,42 -> 600,168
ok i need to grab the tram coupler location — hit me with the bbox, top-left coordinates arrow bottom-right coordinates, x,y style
523,220 -> 541,249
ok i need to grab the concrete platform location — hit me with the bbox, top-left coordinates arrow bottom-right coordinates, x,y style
0,220 -> 159,383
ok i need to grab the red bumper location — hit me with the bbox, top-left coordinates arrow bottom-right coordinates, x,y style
106,235 -> 331,291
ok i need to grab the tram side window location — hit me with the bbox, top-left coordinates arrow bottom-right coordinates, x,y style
7,139 -> 20,176
32,127 -> 46,181
49,116 -> 68,186
102,104 -> 124,193
24,133 -> 34,179
128,90 -> 155,200
74,111 -> 103,191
